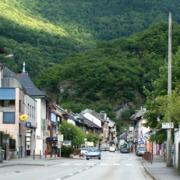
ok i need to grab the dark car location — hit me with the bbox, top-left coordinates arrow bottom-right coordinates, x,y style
120,145 -> 130,153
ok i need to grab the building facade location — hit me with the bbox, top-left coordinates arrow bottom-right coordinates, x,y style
174,128 -> 180,169
0,66 -> 27,159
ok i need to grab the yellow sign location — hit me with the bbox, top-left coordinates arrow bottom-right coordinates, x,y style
19,114 -> 29,121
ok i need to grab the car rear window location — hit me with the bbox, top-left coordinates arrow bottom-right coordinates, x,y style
138,147 -> 146,151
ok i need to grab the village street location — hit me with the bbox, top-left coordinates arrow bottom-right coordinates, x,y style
0,152 -> 151,180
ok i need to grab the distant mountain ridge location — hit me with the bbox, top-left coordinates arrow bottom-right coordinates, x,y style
0,0 -> 179,76
36,23 -> 180,121
0,0 -> 179,132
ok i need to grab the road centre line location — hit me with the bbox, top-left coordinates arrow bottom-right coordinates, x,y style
99,163 -> 108,166
112,163 -> 120,166
125,163 -> 133,166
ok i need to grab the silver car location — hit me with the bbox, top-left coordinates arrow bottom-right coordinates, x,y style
80,147 -> 89,156
136,146 -> 146,156
86,148 -> 101,160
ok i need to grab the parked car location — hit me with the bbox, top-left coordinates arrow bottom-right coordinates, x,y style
109,145 -> 116,152
80,147 -> 89,156
136,146 -> 146,156
120,145 -> 130,153
86,147 -> 101,160
100,144 -> 109,151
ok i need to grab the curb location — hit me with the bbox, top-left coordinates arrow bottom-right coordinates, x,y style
141,160 -> 159,180
0,163 -> 51,168
0,163 -> 49,168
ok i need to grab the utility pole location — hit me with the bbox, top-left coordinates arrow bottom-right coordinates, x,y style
166,12 -> 172,167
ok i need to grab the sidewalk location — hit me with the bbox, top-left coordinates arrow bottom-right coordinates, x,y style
0,156 -> 65,168
142,156 -> 180,180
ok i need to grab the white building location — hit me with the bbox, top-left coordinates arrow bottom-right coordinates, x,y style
81,109 -> 101,128
34,98 -> 47,156
130,108 -> 150,146
0,65 -> 27,159
24,94 -> 37,156
174,128 -> 180,169
18,68 -> 47,156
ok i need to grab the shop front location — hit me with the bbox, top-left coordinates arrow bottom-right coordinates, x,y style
45,137 -> 58,157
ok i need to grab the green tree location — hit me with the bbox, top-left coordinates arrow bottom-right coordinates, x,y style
86,133 -> 100,146
60,122 -> 85,147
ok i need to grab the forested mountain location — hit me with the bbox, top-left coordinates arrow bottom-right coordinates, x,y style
0,0 -> 180,131
37,23 -> 180,123
0,0 -> 179,76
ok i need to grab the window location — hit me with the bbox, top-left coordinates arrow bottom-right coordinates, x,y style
3,112 -> 15,124
0,100 -> 15,107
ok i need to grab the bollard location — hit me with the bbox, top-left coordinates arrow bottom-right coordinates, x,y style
39,150 -> 41,159
33,150 -> 35,160
45,150 -> 47,159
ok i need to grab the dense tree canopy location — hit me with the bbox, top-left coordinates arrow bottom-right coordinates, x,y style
0,0 -> 180,76
37,24 -> 180,123
145,47 -> 180,128
60,122 -> 85,147
0,0 -> 180,133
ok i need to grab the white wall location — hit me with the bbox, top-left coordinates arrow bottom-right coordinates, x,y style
174,129 -> 180,169
24,95 -> 37,127
137,118 -> 150,141
67,118 -> 76,126
35,98 -> 47,155
83,112 -> 101,127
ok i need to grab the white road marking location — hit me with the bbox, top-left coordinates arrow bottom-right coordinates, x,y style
86,162 -> 95,166
61,163 -> 70,166
74,163 -> 82,166
99,163 -> 108,166
125,163 -> 133,166
112,163 -> 120,166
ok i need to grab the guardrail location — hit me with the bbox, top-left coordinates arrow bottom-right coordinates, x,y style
142,152 -> 153,164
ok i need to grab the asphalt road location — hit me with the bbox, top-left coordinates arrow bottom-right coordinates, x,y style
0,152 -> 152,180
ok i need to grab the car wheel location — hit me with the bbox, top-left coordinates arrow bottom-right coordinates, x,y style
98,156 -> 101,160
86,158 -> 89,160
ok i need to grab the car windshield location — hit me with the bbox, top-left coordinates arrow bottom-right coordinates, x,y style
138,147 -> 146,151
88,148 -> 99,152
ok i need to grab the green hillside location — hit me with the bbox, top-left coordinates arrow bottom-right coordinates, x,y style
37,23 -> 180,120
0,0 -> 179,76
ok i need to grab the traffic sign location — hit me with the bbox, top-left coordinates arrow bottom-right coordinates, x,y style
162,122 -> 174,129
